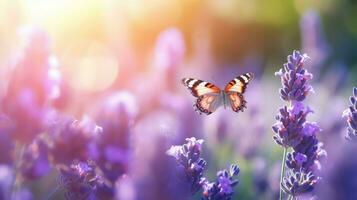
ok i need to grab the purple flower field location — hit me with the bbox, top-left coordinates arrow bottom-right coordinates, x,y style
0,1 -> 357,200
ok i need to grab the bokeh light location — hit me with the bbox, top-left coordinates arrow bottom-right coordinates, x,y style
65,44 -> 119,92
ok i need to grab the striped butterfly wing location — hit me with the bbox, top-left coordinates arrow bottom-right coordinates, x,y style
182,78 -> 222,115
224,73 -> 254,112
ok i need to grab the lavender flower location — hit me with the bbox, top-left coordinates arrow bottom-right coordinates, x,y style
287,135 -> 326,172
154,27 -> 185,71
47,116 -> 102,165
273,50 -> 324,199
316,144 -> 357,199
300,10 -> 330,74
94,92 -> 137,183
251,158 -> 269,197
0,165 -> 33,200
167,137 -> 206,194
129,111 -> 188,200
59,161 -> 104,200
201,164 -> 240,200
0,165 -> 14,200
12,188 -> 34,200
0,114 -> 14,165
275,50 -> 313,102
154,27 -> 186,91
343,87 -> 357,141
20,138 -> 51,179
272,102 -> 313,148
115,175 -> 136,200
281,170 -> 318,197
1,27 -> 61,143
167,138 -> 240,199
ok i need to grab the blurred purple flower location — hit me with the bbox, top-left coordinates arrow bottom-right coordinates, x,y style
59,161 -> 105,200
115,175 -> 136,200
1,27 -> 61,143
11,187 -> 34,200
0,165 -> 14,200
129,111 -> 189,200
159,94 -> 203,143
251,158 -> 269,197
153,27 -> 186,91
133,136 -> 185,200
20,138 -> 51,180
275,50 -> 313,102
167,137 -> 206,194
316,144 -> 357,199
201,164 -> 240,200
0,165 -> 33,200
94,91 -> 137,183
0,114 -> 14,164
343,87 -> 357,141
48,116 -> 101,165
300,10 -> 330,74
154,27 -> 185,71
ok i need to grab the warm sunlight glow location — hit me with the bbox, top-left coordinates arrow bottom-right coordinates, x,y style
66,44 -> 119,92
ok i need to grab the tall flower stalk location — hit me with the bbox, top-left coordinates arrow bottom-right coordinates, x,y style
273,50 -> 325,199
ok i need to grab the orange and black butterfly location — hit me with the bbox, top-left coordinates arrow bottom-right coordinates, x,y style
182,73 -> 254,115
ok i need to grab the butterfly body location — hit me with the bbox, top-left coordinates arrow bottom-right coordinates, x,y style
182,73 -> 253,115
218,90 -> 229,109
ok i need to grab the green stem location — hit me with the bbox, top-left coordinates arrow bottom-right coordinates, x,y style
10,142 -> 25,199
287,195 -> 294,200
279,147 -> 288,200
45,185 -> 61,200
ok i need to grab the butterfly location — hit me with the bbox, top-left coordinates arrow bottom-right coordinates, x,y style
182,73 -> 254,115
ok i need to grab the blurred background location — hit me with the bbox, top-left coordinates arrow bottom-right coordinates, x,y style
0,0 -> 356,199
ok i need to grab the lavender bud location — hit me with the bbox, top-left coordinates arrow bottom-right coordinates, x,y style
167,137 -> 206,194
275,50 -> 312,102
282,170 -> 318,197
201,164 -> 240,200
